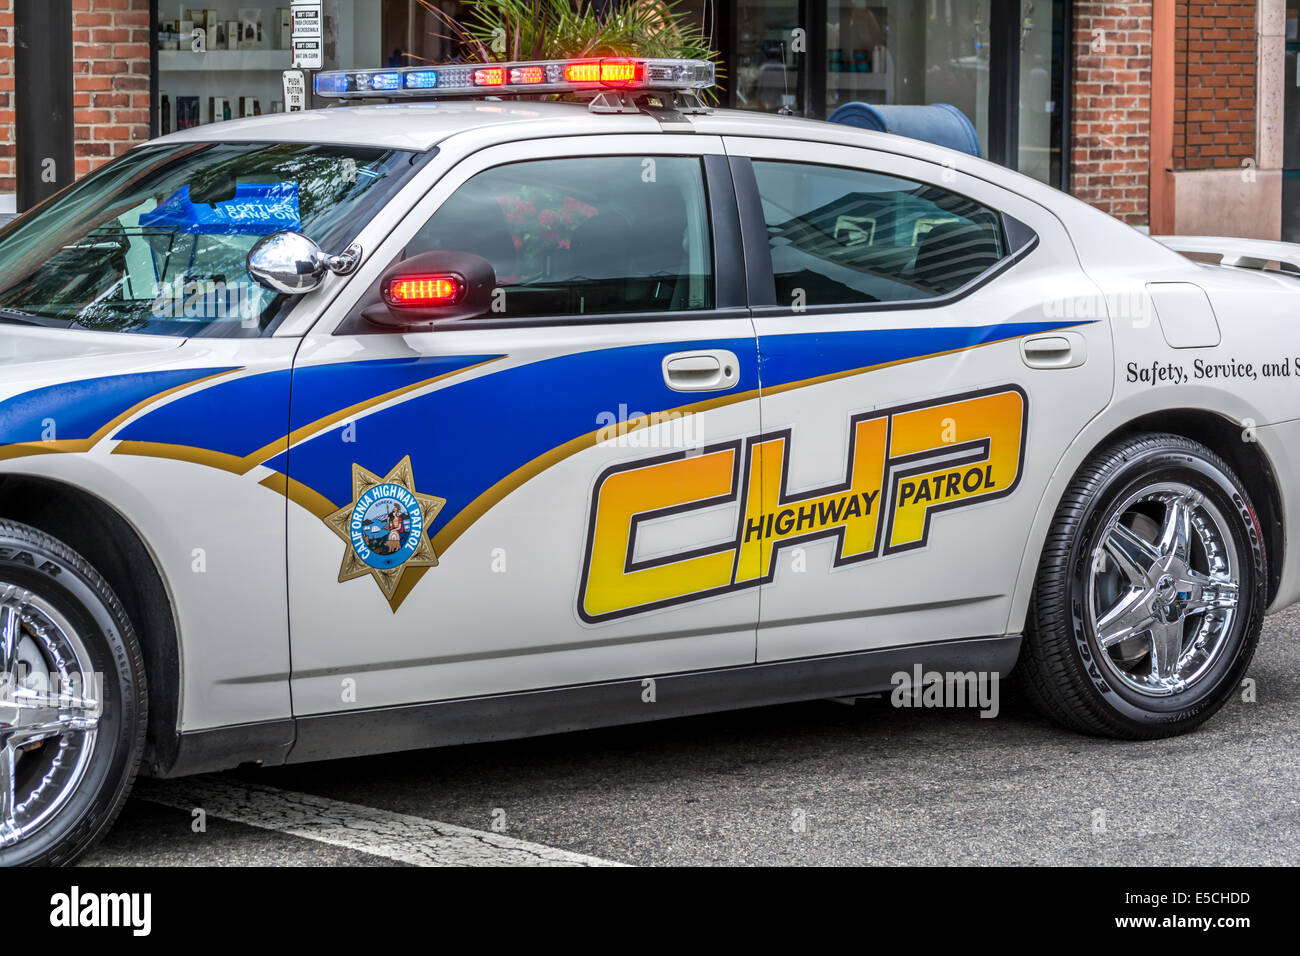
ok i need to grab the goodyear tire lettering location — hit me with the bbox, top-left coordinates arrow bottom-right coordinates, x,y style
578,385 -> 1027,623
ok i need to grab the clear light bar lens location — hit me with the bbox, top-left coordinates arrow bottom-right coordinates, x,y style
510,66 -> 546,85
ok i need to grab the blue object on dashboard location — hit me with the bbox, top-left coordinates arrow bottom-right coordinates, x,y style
139,182 -> 302,235
827,102 -> 982,158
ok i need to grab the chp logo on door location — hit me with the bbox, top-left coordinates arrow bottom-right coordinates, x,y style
326,455 -> 446,602
578,386 -> 1028,623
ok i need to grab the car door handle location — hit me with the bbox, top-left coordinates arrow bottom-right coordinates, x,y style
1021,332 -> 1086,369
662,349 -> 741,391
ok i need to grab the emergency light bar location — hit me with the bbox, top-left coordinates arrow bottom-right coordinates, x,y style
313,57 -> 715,99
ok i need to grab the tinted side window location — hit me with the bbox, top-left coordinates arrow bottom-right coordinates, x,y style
408,156 -> 713,318
751,160 -> 1007,307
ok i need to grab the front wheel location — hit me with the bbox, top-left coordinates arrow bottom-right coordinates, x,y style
1019,433 -> 1266,739
0,521 -> 146,866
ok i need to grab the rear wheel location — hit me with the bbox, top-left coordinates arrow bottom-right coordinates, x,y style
1019,433 -> 1265,738
0,521 -> 146,866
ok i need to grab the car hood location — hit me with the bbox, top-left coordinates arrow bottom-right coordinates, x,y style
0,327 -> 189,429
0,324 -> 183,375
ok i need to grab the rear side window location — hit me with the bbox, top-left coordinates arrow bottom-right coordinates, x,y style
408,156 -> 713,318
751,160 -> 1007,308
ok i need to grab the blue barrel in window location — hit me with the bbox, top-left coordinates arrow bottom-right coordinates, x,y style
827,102 -> 982,158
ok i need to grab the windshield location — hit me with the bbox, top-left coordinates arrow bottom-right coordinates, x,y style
0,142 -> 421,337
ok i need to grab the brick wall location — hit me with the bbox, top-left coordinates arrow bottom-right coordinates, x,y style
0,0 -> 13,196
1071,1 -> 1154,225
72,0 -> 151,178
1173,0 -> 1257,171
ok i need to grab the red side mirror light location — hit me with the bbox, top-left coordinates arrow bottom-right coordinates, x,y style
359,250 -> 496,330
384,274 -> 466,308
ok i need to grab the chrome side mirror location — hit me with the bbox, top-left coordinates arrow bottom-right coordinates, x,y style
247,231 -> 363,295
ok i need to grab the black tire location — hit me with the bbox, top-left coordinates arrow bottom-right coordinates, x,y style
1019,433 -> 1266,739
0,520 -> 146,866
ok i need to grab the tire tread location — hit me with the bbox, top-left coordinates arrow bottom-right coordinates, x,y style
1017,433 -> 1264,740
0,519 -> 147,866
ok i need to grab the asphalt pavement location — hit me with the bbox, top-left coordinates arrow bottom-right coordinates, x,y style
82,606 -> 1300,866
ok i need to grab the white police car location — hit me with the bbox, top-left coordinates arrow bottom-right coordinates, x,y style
1,57 -> 1298,865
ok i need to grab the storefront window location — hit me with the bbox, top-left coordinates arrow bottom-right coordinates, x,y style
735,0 -> 804,114
156,1 -> 373,130
726,1 -> 1068,189
826,1 -> 991,155
150,1 -> 1070,192
1017,0 -> 1065,185
379,0 -> 470,68
154,1 -> 466,132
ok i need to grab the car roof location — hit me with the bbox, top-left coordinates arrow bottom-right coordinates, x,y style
145,98 -> 1020,195
153,100 -> 662,151
150,98 -> 908,154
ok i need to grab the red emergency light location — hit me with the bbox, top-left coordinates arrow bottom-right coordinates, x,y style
384,275 -> 466,308
563,60 -> 646,86
472,67 -> 507,87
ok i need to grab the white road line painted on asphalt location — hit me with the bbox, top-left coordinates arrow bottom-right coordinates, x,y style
134,776 -> 624,867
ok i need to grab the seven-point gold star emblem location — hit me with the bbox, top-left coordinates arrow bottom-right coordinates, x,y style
325,455 -> 445,606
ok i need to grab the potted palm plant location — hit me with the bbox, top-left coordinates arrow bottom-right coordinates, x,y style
416,0 -> 717,71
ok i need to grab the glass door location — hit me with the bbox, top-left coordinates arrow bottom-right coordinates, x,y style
734,0 -> 805,114
1017,0 -> 1065,185
824,1 -> 992,153
803,1 -> 1069,188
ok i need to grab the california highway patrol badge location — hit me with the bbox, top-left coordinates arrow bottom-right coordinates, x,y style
325,456 -> 446,603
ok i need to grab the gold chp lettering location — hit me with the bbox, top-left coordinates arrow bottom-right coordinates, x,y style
578,386 -> 1026,622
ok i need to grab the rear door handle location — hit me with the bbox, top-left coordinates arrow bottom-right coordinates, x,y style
1021,332 -> 1086,369
662,349 -> 741,391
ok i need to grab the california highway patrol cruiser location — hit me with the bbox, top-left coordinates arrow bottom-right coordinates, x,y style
2,57 -> 1298,864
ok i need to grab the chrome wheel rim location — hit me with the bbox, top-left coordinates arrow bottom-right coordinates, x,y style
1086,482 -> 1241,698
0,585 -> 101,849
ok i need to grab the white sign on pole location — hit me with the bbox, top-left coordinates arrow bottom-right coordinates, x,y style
291,0 -> 323,68
282,70 -> 308,112
291,1 -> 322,37
292,39 -> 323,70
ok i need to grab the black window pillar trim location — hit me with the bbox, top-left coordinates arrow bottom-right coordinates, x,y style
728,156 -> 777,308
703,154 -> 748,311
